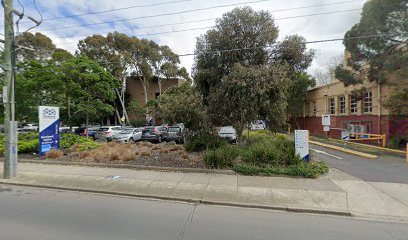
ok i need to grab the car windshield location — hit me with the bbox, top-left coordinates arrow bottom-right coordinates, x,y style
120,129 -> 133,134
143,127 -> 154,133
168,127 -> 180,132
219,127 -> 234,134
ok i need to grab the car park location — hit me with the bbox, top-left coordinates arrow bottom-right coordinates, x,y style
141,126 -> 167,143
218,126 -> 237,144
112,128 -> 143,143
164,125 -> 185,144
250,120 -> 266,130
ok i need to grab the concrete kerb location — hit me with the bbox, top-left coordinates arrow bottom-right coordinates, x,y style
15,159 -> 237,175
0,181 -> 352,217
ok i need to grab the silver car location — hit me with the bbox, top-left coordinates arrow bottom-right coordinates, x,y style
112,128 -> 143,143
218,126 -> 237,144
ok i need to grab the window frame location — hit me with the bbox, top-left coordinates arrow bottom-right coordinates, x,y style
363,91 -> 373,113
350,95 -> 358,114
329,97 -> 335,115
338,95 -> 346,114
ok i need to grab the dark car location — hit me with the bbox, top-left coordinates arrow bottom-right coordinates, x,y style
164,126 -> 185,144
74,127 -> 99,140
141,126 -> 167,143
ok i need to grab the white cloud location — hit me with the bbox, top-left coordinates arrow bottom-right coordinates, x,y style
2,0 -> 366,75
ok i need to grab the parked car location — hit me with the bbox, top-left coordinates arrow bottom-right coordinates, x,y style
100,126 -> 123,142
250,120 -> 266,130
74,127 -> 99,140
59,126 -> 71,133
141,126 -> 167,143
19,123 -> 39,132
112,128 -> 143,143
164,125 -> 186,144
218,126 -> 237,144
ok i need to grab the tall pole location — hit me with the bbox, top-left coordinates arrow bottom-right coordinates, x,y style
3,0 -> 17,178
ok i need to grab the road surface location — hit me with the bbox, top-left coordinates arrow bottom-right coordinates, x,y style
310,143 -> 408,183
1,185 -> 407,240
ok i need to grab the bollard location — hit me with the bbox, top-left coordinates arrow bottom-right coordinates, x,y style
406,142 -> 408,163
382,134 -> 386,148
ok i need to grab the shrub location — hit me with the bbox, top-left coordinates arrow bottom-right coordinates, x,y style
45,149 -> 63,159
203,145 -> 238,169
233,161 -> 329,178
60,133 -> 93,149
240,137 -> 301,167
140,150 -> 151,157
184,133 -> 227,152
18,139 -> 38,154
76,141 -> 99,152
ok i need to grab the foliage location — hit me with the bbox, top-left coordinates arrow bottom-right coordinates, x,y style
208,63 -> 290,141
60,133 -> 95,149
239,137 -> 301,167
336,0 -> 408,85
62,55 -> 120,129
15,32 -> 56,62
127,101 -> 147,127
17,139 -> 39,154
76,141 -> 100,152
193,7 -> 315,134
233,161 -> 329,178
203,145 -> 238,169
158,82 -> 208,131
184,133 -> 228,152
384,89 -> 408,116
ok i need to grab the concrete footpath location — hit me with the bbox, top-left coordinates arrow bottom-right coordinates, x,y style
1,163 -> 408,223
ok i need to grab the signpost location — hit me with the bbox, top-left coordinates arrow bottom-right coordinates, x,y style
39,106 -> 60,158
295,130 -> 309,162
341,130 -> 350,141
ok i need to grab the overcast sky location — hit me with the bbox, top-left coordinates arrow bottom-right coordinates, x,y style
2,0 -> 367,75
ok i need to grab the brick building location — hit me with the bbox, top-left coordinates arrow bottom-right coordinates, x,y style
298,75 -> 407,145
126,77 -> 184,106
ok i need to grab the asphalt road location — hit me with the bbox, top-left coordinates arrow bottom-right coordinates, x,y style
310,143 -> 408,183
1,185 -> 407,240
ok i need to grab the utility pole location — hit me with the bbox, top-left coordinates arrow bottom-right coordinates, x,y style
3,0 -> 17,179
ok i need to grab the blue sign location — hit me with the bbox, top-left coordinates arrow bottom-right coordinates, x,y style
39,106 -> 60,157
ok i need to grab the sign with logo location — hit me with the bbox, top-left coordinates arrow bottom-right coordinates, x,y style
322,114 -> 331,126
39,106 -> 60,157
295,130 -> 309,162
341,130 -> 350,140
323,125 -> 330,132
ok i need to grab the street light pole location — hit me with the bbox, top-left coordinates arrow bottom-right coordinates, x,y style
3,0 -> 17,179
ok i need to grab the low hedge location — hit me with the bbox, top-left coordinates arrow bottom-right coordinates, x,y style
184,133 -> 228,152
233,162 -> 329,178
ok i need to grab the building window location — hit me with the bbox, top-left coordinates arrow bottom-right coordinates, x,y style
329,98 -> 335,115
313,102 -> 317,116
363,91 -> 372,113
350,95 -> 358,113
339,96 -> 345,114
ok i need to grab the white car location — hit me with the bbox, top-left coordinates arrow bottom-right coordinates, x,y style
20,123 -> 39,132
112,128 -> 143,143
218,126 -> 237,144
100,126 -> 124,142
250,120 -> 266,130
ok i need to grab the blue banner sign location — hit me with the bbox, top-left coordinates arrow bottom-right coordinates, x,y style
39,106 -> 60,157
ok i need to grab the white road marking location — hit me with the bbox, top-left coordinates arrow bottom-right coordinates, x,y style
310,148 -> 343,160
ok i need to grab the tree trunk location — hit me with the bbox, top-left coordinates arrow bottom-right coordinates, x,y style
67,96 -> 71,131
158,79 -> 162,99
85,112 -> 89,138
142,78 -> 149,124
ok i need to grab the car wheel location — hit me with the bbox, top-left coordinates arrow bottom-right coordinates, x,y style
158,136 -> 162,143
129,137 -> 134,143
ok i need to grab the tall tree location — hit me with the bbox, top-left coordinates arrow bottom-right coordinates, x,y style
62,55 -> 120,134
335,0 -> 408,85
15,32 -> 56,62
152,45 -> 181,97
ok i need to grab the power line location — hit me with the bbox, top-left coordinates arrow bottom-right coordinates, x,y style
53,8 -> 362,46
16,0 -> 195,24
35,0 -> 362,32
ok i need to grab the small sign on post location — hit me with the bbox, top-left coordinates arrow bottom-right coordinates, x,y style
322,114 -> 331,133
295,130 -> 309,162
39,106 -> 60,158
341,130 -> 350,141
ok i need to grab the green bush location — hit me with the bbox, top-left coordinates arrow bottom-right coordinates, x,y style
60,133 -> 94,149
76,141 -> 99,151
18,139 -> 38,154
240,137 -> 301,167
203,145 -> 238,169
18,132 -> 38,141
233,161 -> 329,178
184,133 -> 227,152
